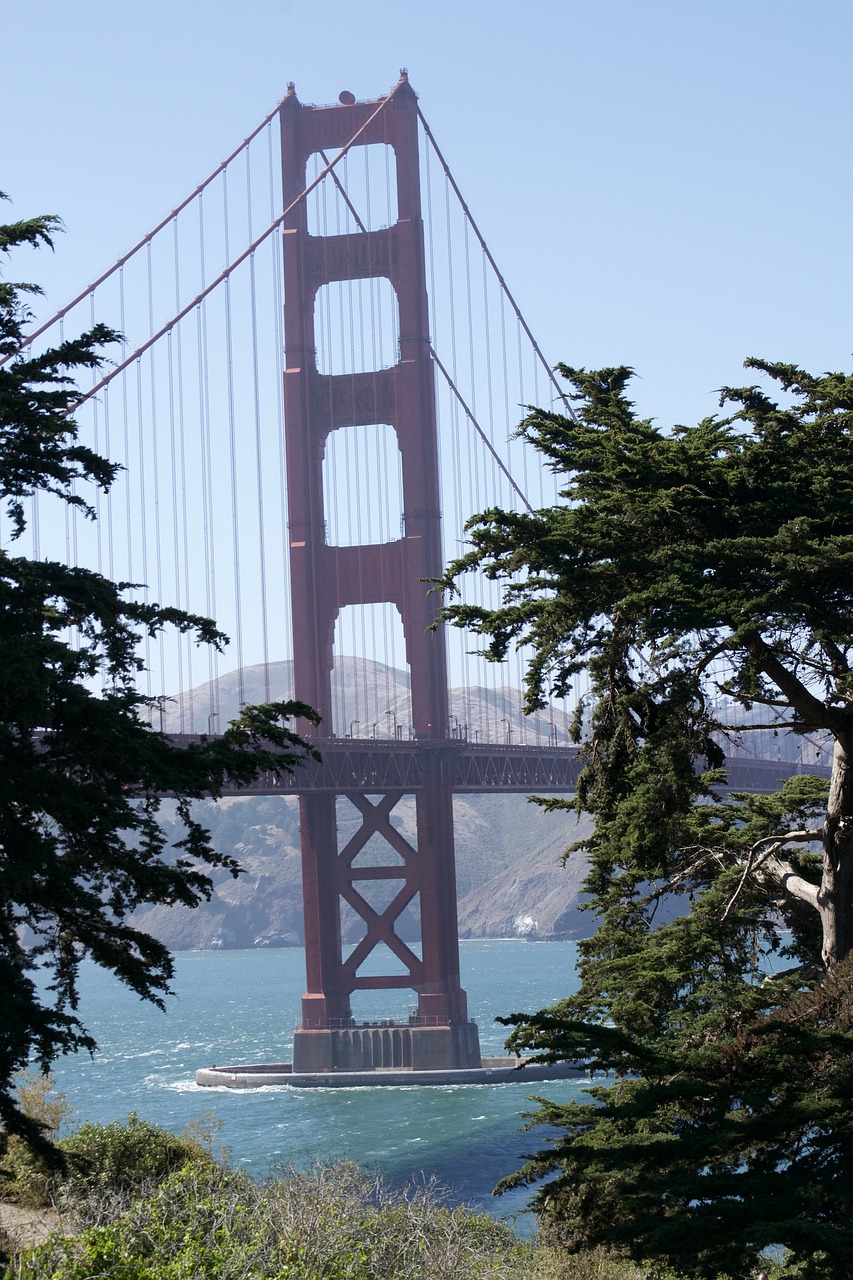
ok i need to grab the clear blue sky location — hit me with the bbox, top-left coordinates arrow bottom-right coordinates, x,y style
5,0 -> 853,430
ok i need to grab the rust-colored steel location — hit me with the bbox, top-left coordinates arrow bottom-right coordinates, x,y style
279,75 -> 468,1028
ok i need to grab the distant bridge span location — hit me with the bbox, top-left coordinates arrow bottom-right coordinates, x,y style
168,737 -> 832,797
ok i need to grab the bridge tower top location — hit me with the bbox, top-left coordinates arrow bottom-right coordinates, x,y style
279,73 -> 448,743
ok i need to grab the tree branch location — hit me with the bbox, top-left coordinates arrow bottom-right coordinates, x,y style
819,638 -> 850,678
718,720 -> 810,731
759,855 -> 820,909
743,633 -> 841,731
752,829 -> 823,848
693,638 -> 736,680
721,831 -> 821,919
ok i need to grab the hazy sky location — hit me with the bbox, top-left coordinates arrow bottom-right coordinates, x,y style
5,0 -> 853,430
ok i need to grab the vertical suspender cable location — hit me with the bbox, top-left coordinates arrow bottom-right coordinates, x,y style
103,383 -> 115,696
119,271 -> 134,590
441,160 -> 474,734
135,357 -> 152,715
222,170 -> 246,713
103,382 -> 115,583
268,118 -> 291,702
174,215 -> 195,730
60,317 -> 69,569
197,190 -> 219,730
89,291 -> 103,580
246,145 -> 272,703
166,324 -> 185,732
168,217 -> 183,727
146,238 -> 167,715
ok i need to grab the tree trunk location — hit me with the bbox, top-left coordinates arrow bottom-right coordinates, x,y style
819,729 -> 853,969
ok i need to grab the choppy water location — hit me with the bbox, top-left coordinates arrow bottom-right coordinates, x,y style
48,940 -> 585,1230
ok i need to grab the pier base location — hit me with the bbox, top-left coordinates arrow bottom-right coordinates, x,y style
195,1056 -> 582,1089
196,1015 -> 582,1090
292,1021 -> 482,1073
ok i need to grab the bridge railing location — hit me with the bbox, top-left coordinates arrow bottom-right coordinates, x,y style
165,734 -> 828,797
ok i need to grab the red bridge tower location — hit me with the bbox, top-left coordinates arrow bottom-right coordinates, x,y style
281,76 -> 480,1072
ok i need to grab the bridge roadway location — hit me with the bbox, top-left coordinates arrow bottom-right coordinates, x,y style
168,736 -> 832,796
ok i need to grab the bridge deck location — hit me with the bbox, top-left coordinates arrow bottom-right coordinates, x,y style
167,736 -> 831,796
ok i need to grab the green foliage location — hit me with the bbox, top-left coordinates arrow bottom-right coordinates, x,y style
533,1240 -> 667,1280
2,1105 -> 211,1217
440,363 -> 853,1277
0,1074 -> 72,1207
56,1113 -> 214,1219
502,958 -> 853,1280
0,200 -> 319,1148
11,1158 -> 536,1280
7,1074 -> 71,1142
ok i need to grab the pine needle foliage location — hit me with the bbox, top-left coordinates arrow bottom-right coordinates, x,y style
440,363 -> 853,1278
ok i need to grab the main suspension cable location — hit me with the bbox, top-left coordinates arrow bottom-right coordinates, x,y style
62,84 -> 406,411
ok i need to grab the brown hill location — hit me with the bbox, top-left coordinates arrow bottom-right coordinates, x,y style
160,658 -> 573,748
457,814 -> 592,941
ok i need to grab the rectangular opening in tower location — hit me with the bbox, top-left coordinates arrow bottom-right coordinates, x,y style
314,277 -> 399,375
305,144 -> 398,237
331,604 -> 412,740
323,423 -> 403,546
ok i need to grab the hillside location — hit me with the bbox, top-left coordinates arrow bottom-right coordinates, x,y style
457,808 -> 593,939
130,792 -> 589,950
160,657 -> 574,748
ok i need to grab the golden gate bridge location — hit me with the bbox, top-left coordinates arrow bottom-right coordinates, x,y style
7,73 -> 829,1078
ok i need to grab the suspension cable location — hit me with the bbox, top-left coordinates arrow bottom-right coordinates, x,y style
1,97 -> 291,364
429,344 -> 533,514
416,105 -> 575,420
52,83 -> 406,408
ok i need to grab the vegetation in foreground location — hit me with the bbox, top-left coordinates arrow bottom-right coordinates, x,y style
441,362 -> 853,1277
0,1105 -> 664,1280
0,1091 -> 793,1280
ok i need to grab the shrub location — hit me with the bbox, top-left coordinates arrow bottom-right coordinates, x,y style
0,1074 -> 72,1209
5,1143 -> 692,1280
55,1113 -> 214,1223
13,1159 -> 536,1280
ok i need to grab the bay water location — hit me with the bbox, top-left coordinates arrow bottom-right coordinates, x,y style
48,940 -> 585,1231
